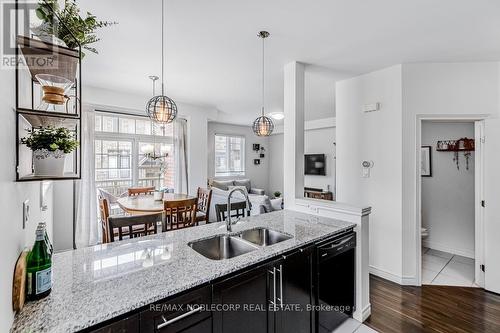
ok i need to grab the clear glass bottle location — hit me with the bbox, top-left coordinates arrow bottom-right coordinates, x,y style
26,226 -> 52,301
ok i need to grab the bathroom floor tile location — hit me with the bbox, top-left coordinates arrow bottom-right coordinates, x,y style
451,255 -> 474,265
441,260 -> 474,281
426,249 -> 454,260
431,273 -> 473,287
422,254 -> 449,272
422,268 -> 439,284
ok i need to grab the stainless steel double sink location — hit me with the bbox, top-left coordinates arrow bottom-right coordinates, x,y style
189,228 -> 292,260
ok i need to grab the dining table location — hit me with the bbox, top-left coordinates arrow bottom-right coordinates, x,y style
117,193 -> 197,214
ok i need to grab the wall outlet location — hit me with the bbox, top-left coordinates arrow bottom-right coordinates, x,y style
23,200 -> 30,229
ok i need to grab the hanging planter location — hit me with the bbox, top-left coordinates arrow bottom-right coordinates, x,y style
20,126 -> 79,176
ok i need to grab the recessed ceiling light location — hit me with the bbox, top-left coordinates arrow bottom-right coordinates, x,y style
270,112 -> 285,120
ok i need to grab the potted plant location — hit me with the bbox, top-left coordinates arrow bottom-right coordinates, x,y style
274,191 -> 281,198
21,126 -> 79,176
34,0 -> 117,57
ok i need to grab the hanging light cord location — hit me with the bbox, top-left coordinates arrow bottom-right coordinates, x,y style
161,0 -> 165,95
261,34 -> 265,116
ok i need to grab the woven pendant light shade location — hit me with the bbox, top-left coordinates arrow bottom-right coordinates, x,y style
252,114 -> 274,137
146,95 -> 177,124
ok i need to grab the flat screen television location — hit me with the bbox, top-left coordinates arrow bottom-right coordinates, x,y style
305,154 -> 326,175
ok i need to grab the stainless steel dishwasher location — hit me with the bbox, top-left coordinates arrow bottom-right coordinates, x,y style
316,230 -> 356,333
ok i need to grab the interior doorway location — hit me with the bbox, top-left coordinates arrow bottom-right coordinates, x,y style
417,118 -> 485,288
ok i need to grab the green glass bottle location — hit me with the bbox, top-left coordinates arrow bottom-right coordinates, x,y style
26,226 -> 52,301
39,222 -> 53,255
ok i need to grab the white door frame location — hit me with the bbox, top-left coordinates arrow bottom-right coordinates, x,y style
415,114 -> 487,287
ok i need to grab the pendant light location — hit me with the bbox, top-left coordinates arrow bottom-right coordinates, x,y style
146,0 -> 177,124
143,75 -> 169,162
252,31 -> 274,137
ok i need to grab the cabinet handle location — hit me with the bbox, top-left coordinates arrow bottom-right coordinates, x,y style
157,305 -> 202,330
278,264 -> 283,309
269,267 -> 277,310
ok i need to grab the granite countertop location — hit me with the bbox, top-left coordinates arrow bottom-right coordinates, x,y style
11,209 -> 355,333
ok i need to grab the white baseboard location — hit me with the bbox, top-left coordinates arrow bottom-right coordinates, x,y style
423,240 -> 474,259
369,266 -> 402,284
369,266 -> 419,286
401,276 -> 418,286
353,303 -> 372,322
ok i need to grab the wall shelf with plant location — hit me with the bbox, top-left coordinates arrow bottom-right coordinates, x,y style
14,0 -> 115,181
16,112 -> 80,181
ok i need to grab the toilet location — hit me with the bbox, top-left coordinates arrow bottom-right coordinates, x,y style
421,227 -> 429,238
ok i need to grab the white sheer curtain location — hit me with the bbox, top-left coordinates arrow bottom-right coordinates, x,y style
74,108 -> 99,248
174,119 -> 188,194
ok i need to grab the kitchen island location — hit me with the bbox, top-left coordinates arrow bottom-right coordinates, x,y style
11,210 -> 357,333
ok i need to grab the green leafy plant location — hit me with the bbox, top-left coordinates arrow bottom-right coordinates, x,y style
35,0 -> 116,56
274,191 -> 281,198
21,126 -> 79,154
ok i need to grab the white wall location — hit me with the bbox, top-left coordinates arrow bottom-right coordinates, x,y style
52,181 -> 74,252
401,62 -> 500,283
336,62 -> 500,288
336,65 -> 404,281
304,127 -> 336,193
0,67 -> 54,331
268,125 -> 336,196
268,133 -> 284,196
421,122 -> 475,258
207,122 -> 270,193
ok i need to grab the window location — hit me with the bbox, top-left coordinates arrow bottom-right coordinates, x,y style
215,134 -> 245,176
94,112 -> 174,196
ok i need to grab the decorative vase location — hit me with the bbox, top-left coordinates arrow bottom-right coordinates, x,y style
33,149 -> 66,176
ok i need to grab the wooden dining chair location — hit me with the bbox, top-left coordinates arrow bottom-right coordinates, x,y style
107,213 -> 163,242
164,198 -> 198,231
195,187 -> 212,225
98,196 -> 110,243
128,186 -> 155,196
215,201 -> 250,222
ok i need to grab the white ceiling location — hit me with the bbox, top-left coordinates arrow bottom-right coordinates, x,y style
80,0 -> 500,124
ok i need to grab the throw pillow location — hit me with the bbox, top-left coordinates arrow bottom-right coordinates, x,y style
234,179 -> 251,192
212,180 -> 234,191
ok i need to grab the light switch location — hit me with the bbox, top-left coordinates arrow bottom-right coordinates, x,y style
361,160 -> 374,178
23,200 -> 30,229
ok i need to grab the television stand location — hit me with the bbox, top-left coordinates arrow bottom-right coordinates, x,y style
304,189 -> 334,201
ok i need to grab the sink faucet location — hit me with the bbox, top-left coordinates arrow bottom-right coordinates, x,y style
226,188 -> 252,232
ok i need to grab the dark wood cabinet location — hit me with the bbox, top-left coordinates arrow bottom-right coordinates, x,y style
277,247 -> 314,333
89,314 -> 140,333
212,264 -> 272,333
212,246 -> 314,333
140,286 -> 211,333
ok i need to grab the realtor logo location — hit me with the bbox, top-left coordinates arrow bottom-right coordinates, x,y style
1,1 -> 58,70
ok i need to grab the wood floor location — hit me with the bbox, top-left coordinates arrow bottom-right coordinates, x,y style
365,275 -> 500,333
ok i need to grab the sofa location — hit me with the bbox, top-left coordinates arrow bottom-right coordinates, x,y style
210,178 -> 266,195
208,179 -> 282,222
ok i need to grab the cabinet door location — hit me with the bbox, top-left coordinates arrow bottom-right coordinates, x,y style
89,314 -> 140,333
213,265 -> 272,333
277,247 -> 314,333
140,285 -> 211,333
